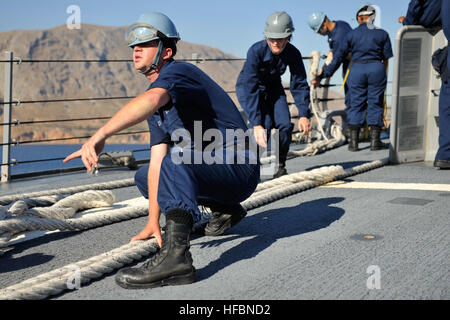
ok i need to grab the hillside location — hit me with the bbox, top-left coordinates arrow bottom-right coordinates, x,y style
0,24 -> 345,144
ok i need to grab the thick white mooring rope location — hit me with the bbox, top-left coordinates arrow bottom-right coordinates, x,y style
0,190 -> 118,253
3,190 -> 115,220
0,158 -> 388,300
0,239 -> 159,300
0,48 -> 370,299
0,119 -> 346,250
0,178 -> 135,206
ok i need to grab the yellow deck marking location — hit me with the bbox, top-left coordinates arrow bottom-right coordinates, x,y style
320,181 -> 450,192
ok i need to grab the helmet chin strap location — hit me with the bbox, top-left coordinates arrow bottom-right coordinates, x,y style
138,41 -> 163,76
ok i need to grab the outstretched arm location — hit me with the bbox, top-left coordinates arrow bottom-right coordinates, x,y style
401,0 -> 420,26
63,87 -> 171,170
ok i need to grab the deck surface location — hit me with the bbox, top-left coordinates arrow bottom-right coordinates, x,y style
0,140 -> 449,300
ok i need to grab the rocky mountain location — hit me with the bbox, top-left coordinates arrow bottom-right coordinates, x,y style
0,24 -> 345,144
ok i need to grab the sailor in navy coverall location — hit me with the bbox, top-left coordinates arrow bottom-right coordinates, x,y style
64,12 -> 260,289
134,58 -> 260,223
320,5 -> 393,152
435,0 -> 450,169
236,12 -> 311,178
399,0 -> 442,27
309,13 -> 353,112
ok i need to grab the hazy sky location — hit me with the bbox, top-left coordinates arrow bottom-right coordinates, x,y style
1,0 -> 412,58
0,0 -> 414,90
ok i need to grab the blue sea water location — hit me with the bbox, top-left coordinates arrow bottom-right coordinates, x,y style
0,144 -> 150,176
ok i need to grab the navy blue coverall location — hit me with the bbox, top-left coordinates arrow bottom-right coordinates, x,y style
134,59 -> 260,222
402,0 -> 442,27
322,20 -> 353,109
328,23 -> 393,128
235,40 -> 311,157
435,0 -> 450,163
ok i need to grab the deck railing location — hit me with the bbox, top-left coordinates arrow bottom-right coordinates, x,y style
1,51 -> 389,182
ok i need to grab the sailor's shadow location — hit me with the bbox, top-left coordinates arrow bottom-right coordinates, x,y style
195,197 -> 345,282
0,252 -> 54,274
0,204 -> 134,274
306,160 -> 370,171
0,231 -> 80,273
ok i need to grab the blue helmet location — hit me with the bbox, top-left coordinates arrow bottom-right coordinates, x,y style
308,12 -> 326,33
126,12 -> 180,48
125,12 -> 180,75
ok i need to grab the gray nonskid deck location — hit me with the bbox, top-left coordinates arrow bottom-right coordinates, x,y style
0,140 -> 449,300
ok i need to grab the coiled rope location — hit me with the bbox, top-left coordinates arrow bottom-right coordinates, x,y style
0,127 -> 343,206
259,123 -> 345,165
0,158 -> 388,300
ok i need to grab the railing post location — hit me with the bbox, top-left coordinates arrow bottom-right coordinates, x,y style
2,51 -> 13,183
191,53 -> 199,65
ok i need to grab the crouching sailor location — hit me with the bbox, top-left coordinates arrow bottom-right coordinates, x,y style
64,12 -> 260,288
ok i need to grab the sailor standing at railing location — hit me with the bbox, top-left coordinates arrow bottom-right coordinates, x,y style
64,12 -> 260,289
308,12 -> 353,123
236,11 -> 312,179
315,5 -> 393,152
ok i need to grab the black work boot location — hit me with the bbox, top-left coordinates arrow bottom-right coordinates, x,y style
434,159 -> 450,169
348,126 -> 360,152
202,201 -> 247,236
273,146 -> 289,178
115,209 -> 195,289
369,126 -> 387,151
273,163 -> 288,179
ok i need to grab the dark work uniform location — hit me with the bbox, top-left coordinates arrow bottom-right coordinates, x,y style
435,0 -> 450,164
134,59 -> 260,222
235,40 -> 311,158
329,23 -> 393,128
402,0 -> 442,27
322,20 -> 353,109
